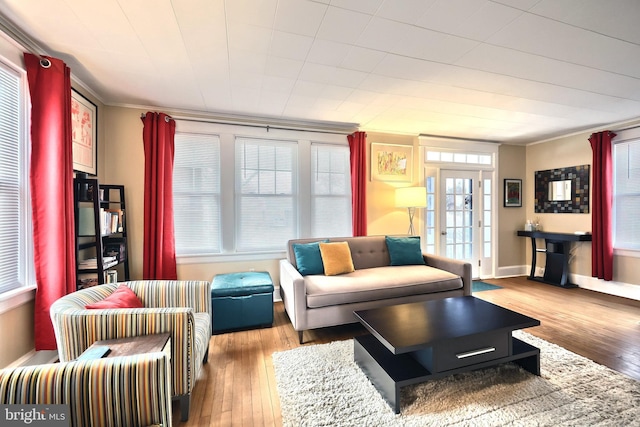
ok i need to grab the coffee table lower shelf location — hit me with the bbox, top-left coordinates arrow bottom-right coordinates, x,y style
354,334 -> 540,414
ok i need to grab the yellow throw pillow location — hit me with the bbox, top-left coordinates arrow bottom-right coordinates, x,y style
319,241 -> 355,276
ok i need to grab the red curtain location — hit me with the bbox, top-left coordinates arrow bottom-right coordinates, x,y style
589,130 -> 616,281
348,131 -> 367,236
24,53 -> 76,350
141,112 -> 178,279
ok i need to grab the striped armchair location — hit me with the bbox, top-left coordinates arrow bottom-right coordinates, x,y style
0,353 -> 172,426
50,280 -> 211,422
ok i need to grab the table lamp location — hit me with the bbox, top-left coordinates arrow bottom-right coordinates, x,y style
395,186 -> 427,235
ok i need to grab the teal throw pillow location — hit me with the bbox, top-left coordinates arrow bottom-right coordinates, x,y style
385,236 -> 426,266
293,240 -> 328,276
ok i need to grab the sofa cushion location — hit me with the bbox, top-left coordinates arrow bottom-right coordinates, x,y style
319,242 -> 355,276
85,285 -> 144,309
385,235 -> 426,266
304,265 -> 462,308
292,240 -> 327,276
287,236 -> 394,270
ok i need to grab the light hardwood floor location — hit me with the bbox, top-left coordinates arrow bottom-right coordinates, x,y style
174,276 -> 640,426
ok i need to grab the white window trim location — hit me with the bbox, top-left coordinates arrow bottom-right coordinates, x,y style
0,52 -> 35,309
0,285 -> 36,315
614,248 -> 640,258
612,127 -> 640,255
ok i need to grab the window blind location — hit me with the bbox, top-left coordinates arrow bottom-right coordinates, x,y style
173,133 -> 221,255
311,143 -> 352,237
614,140 -> 640,250
236,137 -> 297,251
0,62 -> 26,294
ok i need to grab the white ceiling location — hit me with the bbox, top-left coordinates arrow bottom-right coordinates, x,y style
2,0 -> 640,144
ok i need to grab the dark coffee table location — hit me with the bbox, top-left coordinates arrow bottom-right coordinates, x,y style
354,296 -> 540,413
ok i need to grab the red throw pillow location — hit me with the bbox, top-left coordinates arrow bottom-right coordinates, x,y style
85,285 -> 144,309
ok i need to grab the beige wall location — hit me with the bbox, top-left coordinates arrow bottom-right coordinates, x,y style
525,134 -> 592,277
366,132 -> 421,236
0,301 -> 35,368
525,130 -> 640,286
102,106 -> 147,279
498,144 -> 527,268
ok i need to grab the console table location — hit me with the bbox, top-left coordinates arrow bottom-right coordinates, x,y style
517,231 -> 592,288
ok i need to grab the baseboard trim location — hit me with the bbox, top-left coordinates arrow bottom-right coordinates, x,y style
495,265 -> 528,278
495,266 -> 639,301
571,274 -> 640,301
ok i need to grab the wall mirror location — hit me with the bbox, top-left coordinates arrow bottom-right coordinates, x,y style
535,165 -> 590,213
549,180 -> 572,201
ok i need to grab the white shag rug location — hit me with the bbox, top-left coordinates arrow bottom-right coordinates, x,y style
272,331 -> 640,426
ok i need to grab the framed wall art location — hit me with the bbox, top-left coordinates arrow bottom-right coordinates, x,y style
71,88 -> 97,175
370,143 -> 413,182
504,178 -> 522,207
534,165 -> 590,213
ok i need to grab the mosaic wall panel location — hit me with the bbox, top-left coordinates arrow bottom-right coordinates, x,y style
534,165 -> 590,213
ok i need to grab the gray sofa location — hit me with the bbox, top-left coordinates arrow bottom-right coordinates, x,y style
279,235 -> 472,343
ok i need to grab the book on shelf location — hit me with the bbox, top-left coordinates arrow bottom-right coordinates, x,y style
78,256 -> 117,270
99,209 -> 124,235
105,270 -> 118,283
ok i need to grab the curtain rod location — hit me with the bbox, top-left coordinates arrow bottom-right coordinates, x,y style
611,123 -> 640,133
170,115 -> 353,135
140,113 -> 172,122
0,15 -> 51,67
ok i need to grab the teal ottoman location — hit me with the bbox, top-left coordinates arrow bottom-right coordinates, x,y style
211,271 -> 274,333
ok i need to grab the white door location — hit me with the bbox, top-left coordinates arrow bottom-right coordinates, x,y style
439,170 -> 481,277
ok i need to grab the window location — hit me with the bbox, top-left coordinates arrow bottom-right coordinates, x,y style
173,133 -> 221,255
614,138 -> 640,250
424,176 -> 436,254
425,150 -> 492,165
0,58 -> 31,295
311,143 -> 352,237
236,137 -> 297,252
482,178 -> 492,257
172,122 -> 352,257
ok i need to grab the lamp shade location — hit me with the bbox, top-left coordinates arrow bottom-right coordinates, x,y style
395,186 -> 427,208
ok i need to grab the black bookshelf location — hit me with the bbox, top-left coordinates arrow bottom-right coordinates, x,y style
73,177 -> 130,289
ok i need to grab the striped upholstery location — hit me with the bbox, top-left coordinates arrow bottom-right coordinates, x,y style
50,280 -> 211,421
0,353 -> 172,427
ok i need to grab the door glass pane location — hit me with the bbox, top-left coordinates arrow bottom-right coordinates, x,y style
464,211 -> 472,226
424,175 -> 436,254
427,177 -> 435,192
426,211 -> 434,227
446,228 -> 455,243
426,228 -> 435,244
455,178 -> 464,193
446,178 -> 454,193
